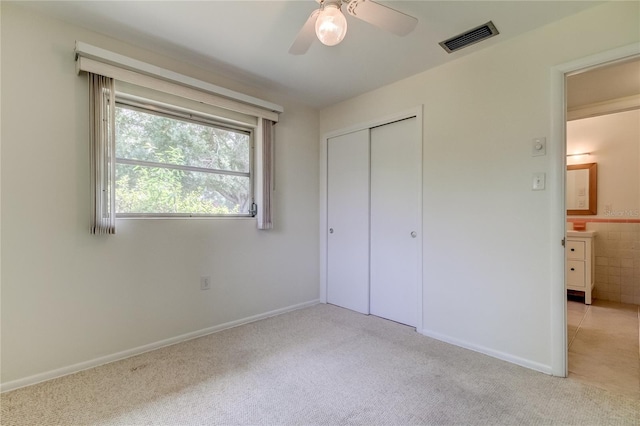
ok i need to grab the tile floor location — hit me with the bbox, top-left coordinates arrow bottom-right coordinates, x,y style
567,298 -> 640,399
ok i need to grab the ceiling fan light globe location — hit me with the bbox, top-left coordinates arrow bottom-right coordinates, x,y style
315,4 -> 348,46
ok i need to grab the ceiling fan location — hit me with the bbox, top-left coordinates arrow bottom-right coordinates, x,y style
289,0 -> 418,55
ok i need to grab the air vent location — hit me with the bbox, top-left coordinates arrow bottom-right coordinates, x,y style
439,21 -> 499,53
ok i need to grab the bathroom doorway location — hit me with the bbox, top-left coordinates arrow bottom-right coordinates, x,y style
564,56 -> 640,398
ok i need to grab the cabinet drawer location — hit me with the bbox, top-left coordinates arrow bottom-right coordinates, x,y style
567,260 -> 585,288
567,240 -> 585,260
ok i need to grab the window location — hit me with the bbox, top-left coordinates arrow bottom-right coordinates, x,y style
78,44 -> 280,231
115,101 -> 254,217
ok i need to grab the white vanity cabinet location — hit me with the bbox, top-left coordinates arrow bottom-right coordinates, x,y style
566,230 -> 596,304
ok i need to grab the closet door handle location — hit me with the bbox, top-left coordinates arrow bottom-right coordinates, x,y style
329,228 -> 334,234
570,268 -> 575,271
410,231 -> 417,238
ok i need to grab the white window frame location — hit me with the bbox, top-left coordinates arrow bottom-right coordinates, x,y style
114,97 -> 255,218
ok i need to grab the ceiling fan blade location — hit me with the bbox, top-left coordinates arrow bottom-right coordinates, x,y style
289,9 -> 320,55
347,0 -> 417,36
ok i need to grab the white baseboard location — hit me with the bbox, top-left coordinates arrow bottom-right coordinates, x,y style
1,299 -> 321,393
418,328 -> 553,375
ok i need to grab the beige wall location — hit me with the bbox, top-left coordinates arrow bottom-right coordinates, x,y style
1,4 -> 320,386
567,109 -> 640,219
320,2 -> 639,371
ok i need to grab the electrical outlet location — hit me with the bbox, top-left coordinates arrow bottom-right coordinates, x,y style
200,276 -> 211,291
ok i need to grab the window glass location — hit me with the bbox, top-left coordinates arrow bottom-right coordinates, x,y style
115,104 -> 253,216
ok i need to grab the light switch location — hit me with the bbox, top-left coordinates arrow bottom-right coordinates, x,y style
532,172 -> 545,190
532,137 -> 546,156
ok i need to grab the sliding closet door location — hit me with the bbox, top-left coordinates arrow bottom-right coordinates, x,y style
327,130 -> 370,314
370,117 -> 421,327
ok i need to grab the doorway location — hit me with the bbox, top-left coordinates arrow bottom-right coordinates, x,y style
550,43 -> 640,379
564,57 -> 640,397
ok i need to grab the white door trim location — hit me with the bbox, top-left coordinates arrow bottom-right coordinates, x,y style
549,43 -> 640,377
319,106 -> 424,331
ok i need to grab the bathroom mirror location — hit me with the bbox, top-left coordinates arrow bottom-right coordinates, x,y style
567,163 -> 597,215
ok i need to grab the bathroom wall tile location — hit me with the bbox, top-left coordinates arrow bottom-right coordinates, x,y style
620,249 -> 634,259
621,283 -> 635,296
621,258 -> 634,268
621,268 -> 634,278
620,241 -> 634,250
621,294 -> 635,304
605,249 -> 619,258
607,284 -> 621,294
568,223 -> 640,306
606,292 -> 621,302
595,272 -> 608,284
620,275 -> 634,286
601,240 -> 618,251
595,291 -> 609,301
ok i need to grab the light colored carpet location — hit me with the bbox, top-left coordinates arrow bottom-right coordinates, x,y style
1,304 -> 639,425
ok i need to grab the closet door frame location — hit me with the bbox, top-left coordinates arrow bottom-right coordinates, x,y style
319,106 -> 424,331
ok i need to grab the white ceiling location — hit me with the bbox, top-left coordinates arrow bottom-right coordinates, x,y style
20,0 -> 603,109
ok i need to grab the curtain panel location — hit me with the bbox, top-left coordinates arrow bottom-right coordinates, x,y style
258,119 -> 275,230
89,73 -> 116,234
